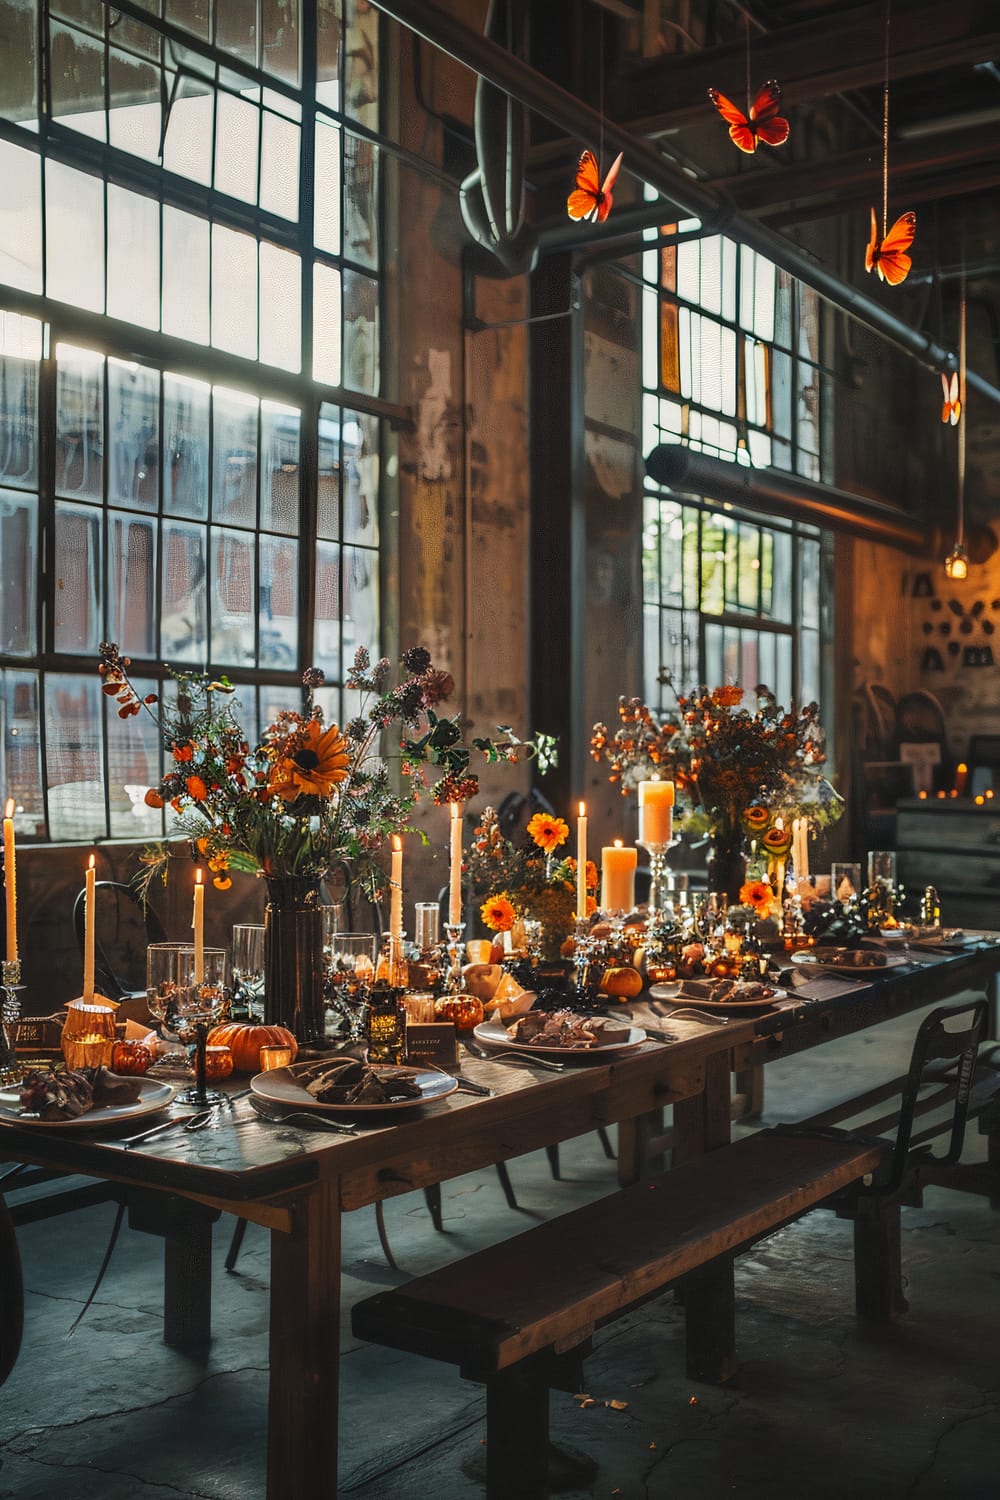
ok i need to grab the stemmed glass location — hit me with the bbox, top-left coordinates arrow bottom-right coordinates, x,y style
324,933 -> 376,1043
147,943 -> 230,1106
231,923 -> 265,1020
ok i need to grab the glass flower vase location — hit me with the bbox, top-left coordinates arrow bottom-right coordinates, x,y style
707,832 -> 747,905
263,876 -> 326,1045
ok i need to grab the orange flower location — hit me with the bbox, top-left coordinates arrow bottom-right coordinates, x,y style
172,741 -> 195,762
585,859 -> 599,891
527,812 -> 569,853
144,787 -> 164,809
212,875 -> 233,890
739,879 -> 774,916
742,803 -> 771,835
712,685 -> 743,707
269,720 -> 351,801
480,894 -> 516,932
186,775 -> 208,802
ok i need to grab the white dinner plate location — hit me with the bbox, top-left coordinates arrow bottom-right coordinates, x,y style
251,1062 -> 458,1113
473,1017 -> 646,1060
0,1076 -> 176,1130
649,980 -> 785,1011
790,948 -> 908,975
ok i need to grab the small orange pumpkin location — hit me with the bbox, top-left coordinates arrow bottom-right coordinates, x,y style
599,965 -> 643,1000
111,1039 -> 152,1075
433,994 -> 484,1031
206,1022 -> 298,1073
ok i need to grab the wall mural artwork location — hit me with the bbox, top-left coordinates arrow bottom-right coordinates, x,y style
916,578 -> 998,672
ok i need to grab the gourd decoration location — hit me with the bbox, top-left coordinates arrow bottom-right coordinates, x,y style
598,965 -> 643,1000
433,994 -> 484,1032
205,1022 -> 298,1073
110,1039 -> 152,1075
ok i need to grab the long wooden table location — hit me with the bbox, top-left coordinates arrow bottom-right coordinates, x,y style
3,938 -> 999,1496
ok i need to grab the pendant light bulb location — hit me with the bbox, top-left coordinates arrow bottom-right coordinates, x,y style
944,542 -> 968,580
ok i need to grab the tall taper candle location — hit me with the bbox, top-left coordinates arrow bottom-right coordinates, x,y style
390,834 -> 404,938
83,854 -> 96,1001
3,798 -> 16,963
193,868 -> 205,984
576,801 -> 588,918
638,778 -> 674,845
449,803 -> 463,926
601,839 -> 637,913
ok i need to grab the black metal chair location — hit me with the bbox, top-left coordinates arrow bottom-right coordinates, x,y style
774,998 -> 990,1320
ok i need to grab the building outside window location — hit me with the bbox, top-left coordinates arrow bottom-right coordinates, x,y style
0,0 -> 389,842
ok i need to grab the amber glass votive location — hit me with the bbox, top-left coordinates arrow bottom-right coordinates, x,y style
203,1045 -> 234,1082
260,1045 -> 294,1071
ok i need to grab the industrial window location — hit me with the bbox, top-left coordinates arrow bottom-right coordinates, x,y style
641,220 -> 830,710
0,0 -> 388,842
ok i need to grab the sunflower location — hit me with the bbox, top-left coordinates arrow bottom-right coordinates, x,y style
480,894 -> 516,932
268,720 -> 351,801
739,879 -> 774,916
527,812 -> 569,853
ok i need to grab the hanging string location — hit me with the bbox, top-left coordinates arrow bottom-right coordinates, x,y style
745,13 -> 751,115
881,0 -> 891,238
957,268 -> 967,547
598,8 -> 605,170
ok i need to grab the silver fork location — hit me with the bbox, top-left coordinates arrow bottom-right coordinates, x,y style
242,1098 -> 358,1134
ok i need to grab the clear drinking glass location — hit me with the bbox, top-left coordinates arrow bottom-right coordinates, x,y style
231,923 -> 265,1020
831,863 -> 862,903
325,932 -> 377,1042
146,943 -> 230,1104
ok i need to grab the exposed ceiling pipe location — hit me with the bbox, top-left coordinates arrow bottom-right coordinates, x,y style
646,444 -> 928,552
369,0 -> 1000,409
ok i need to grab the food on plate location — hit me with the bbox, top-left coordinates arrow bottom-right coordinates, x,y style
814,948 -> 886,968
706,979 -> 777,1004
294,1057 -> 423,1105
505,1009 -> 631,1050
18,1066 -> 144,1121
598,965 -> 643,1000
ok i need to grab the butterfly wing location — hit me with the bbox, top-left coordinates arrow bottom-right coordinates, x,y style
875,210 -> 917,285
941,372 -> 961,425
748,80 -> 790,146
708,87 -> 757,154
864,206 -> 879,275
567,149 -> 601,221
594,151 -> 624,222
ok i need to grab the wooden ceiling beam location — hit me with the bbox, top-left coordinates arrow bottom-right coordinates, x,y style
610,0 -> 1000,134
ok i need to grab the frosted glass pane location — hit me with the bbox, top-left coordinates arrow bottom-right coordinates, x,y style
163,374 -> 210,519
46,673 -> 105,841
344,132 -> 377,269
108,359 -> 159,510
342,544 -> 377,664
0,350 -> 39,490
55,346 -> 104,503
211,527 -> 256,665
50,21 -> 106,141
343,270 -> 377,394
314,118 -> 342,254
313,538 -> 341,677
213,387 -> 258,527
107,185 -> 160,331
46,161 -> 105,312
162,87 -> 213,187
212,224 -> 258,359
54,501 -> 101,652
161,519 -> 208,659
106,669 -> 163,838
0,140 -> 42,294
260,402 -> 300,534
108,511 -> 157,656
259,534 -> 298,666
342,409 -> 378,546
0,672 -> 43,834
312,263 -> 342,386
259,243 -> 301,372
162,207 -> 210,344
108,60 -> 163,164
215,91 -> 260,203
0,490 -> 37,655
260,110 -> 299,220
317,401 -> 341,539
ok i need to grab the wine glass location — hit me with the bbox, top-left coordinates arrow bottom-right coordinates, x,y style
232,923 -> 265,1020
147,943 -> 230,1105
325,933 -> 377,1043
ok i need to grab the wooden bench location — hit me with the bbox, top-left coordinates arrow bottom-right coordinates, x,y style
352,1129 -> 881,1499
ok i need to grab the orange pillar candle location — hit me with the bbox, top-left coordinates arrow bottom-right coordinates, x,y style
82,854 -> 96,1001
3,798 -> 16,963
638,779 -> 674,845
390,835 -> 404,938
576,801 -> 588,918
448,803 -> 463,926
193,868 -> 205,984
954,762 -> 968,796
601,840 -> 637,913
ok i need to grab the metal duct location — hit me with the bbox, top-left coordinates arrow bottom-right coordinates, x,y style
646,444 -> 928,552
370,0 -> 1000,410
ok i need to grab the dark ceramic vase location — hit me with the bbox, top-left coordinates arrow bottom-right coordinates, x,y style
263,876 -> 326,1044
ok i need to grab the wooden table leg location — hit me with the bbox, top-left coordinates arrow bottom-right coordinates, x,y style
672,1051 -> 738,1382
617,1108 -> 664,1185
267,1176 -> 341,1500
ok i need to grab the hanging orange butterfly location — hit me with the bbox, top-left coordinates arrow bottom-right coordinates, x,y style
707,80 -> 789,154
941,372 -> 961,425
566,149 -> 624,223
865,207 -> 917,286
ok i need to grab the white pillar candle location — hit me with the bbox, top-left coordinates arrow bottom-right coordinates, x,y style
390,834 -> 404,938
601,840 -> 637,913
193,868 -> 205,985
448,803 -> 463,926
638,779 -> 674,845
83,854 -> 96,1001
576,801 -> 588,918
3,798 -> 16,963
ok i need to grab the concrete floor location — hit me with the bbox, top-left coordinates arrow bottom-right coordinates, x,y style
2,1003 -> 998,1500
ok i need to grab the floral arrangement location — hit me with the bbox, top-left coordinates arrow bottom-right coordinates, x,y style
591,679 -> 842,845
467,806 -> 598,940
99,642 -> 554,902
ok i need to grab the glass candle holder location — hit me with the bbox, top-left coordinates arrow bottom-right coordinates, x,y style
414,901 -> 440,951
61,999 -> 116,1071
259,1045 -> 294,1071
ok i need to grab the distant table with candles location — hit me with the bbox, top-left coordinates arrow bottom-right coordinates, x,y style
3,939 -> 1000,1497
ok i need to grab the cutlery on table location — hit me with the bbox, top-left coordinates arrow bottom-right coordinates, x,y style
120,1110 -> 217,1148
452,1077 -> 494,1097
242,1098 -> 358,1134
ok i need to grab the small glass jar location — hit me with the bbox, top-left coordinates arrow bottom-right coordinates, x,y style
203,1045 -> 235,1082
365,982 -> 405,1063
